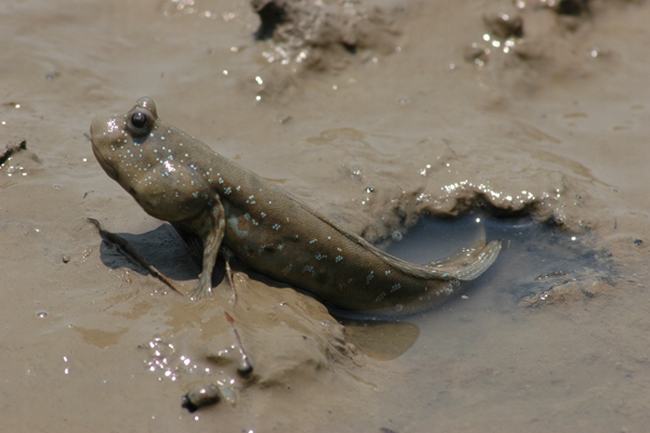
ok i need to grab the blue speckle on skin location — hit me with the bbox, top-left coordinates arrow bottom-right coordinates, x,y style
228,216 -> 248,237
335,255 -> 343,263
366,271 -> 375,285
309,239 -> 318,245
391,283 -> 401,292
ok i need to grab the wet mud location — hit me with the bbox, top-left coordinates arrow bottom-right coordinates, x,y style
1,0 -> 650,432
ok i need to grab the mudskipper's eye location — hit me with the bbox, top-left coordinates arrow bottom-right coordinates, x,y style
126,109 -> 153,137
131,111 -> 147,128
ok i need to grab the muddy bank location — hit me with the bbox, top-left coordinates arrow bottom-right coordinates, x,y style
1,0 -> 650,432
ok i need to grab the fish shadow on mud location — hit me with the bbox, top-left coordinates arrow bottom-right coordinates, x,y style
98,224 -> 207,282
97,223 -> 295,291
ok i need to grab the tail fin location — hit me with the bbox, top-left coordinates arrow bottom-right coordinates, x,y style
371,237 -> 501,282
427,240 -> 502,281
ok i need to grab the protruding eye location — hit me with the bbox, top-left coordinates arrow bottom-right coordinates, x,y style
126,109 -> 153,136
131,111 -> 147,128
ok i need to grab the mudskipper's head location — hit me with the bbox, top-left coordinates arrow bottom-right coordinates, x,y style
89,97 -> 159,187
90,98 -> 214,222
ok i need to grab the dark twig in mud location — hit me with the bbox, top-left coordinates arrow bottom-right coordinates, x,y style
221,257 -> 251,375
224,258 -> 238,304
0,140 -> 27,166
86,218 -> 185,296
224,311 -> 254,377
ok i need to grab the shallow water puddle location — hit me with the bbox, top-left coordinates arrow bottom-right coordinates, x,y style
345,212 -> 615,359
384,211 -> 614,305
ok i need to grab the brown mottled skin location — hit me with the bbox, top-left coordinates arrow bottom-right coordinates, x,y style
90,98 -> 501,316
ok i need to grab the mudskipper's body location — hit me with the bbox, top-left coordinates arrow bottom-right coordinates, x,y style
90,98 -> 501,316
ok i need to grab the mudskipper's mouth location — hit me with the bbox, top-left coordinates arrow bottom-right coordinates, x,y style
90,142 -> 119,181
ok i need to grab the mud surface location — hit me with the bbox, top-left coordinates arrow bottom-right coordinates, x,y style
1,0 -> 650,432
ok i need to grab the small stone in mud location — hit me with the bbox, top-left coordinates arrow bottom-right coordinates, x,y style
237,362 -> 254,378
182,384 -> 221,412
62,255 -> 70,263
554,0 -> 589,16
483,13 -> 524,39
633,239 -> 643,246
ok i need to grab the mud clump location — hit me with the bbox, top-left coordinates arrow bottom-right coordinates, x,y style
250,0 -> 401,71
464,10 -> 525,67
519,279 -> 612,307
149,271 -> 357,412
358,182 -> 569,244
483,13 -> 524,39
461,0 -> 638,73
224,273 -> 356,388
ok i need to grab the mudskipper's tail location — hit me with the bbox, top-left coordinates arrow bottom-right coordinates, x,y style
427,240 -> 502,281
